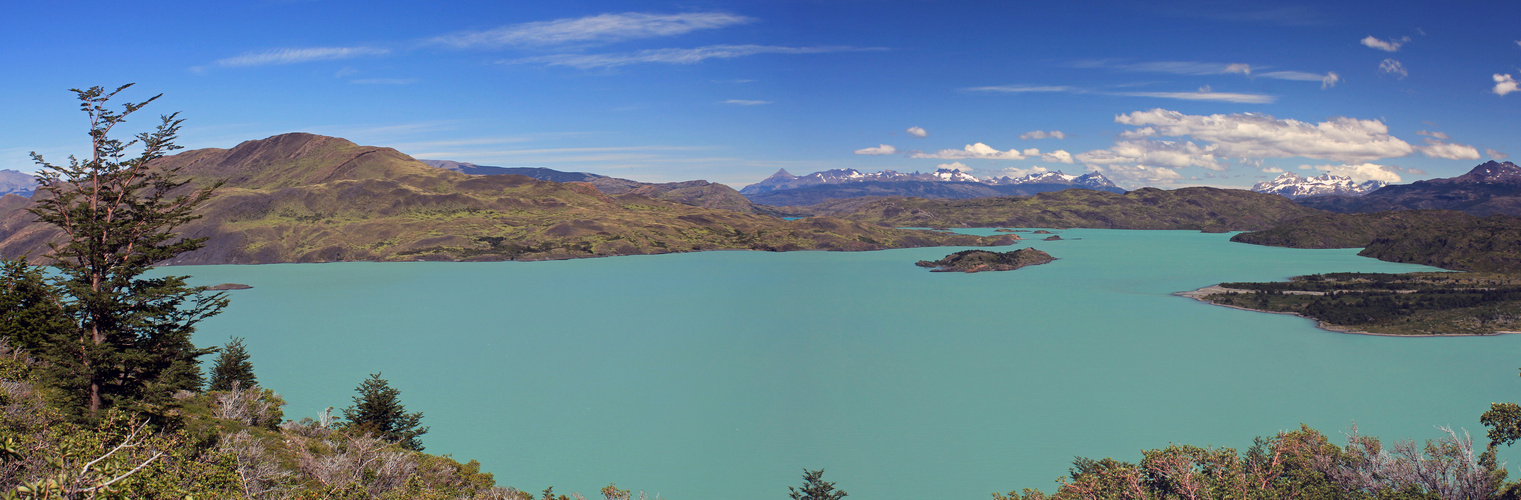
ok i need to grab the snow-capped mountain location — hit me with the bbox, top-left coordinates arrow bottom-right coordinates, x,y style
1251,172 -> 1386,198
741,168 -> 1115,194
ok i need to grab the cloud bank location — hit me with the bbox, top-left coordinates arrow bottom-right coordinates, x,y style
432,12 -> 754,48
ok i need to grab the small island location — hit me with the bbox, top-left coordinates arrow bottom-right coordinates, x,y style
1043,235 -> 1062,241
916,248 -> 1056,273
206,283 -> 253,290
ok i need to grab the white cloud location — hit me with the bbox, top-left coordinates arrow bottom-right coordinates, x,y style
937,161 -> 973,172
1042,150 -> 1075,164
1361,35 -> 1409,52
215,47 -> 389,67
997,166 -> 1050,178
911,142 -> 1031,160
723,99 -> 770,105
1418,138 -> 1481,160
351,78 -> 417,85
1262,167 -> 1284,173
1305,163 -> 1402,183
1495,74 -> 1519,96
1379,59 -> 1407,79
1408,168 -> 1428,175
964,85 -> 1075,93
431,12 -> 754,48
1321,72 -> 1341,89
906,126 -> 928,138
1112,108 -> 1415,163
1487,148 -> 1509,160
507,45 -> 879,69
1078,139 -> 1223,170
1416,130 -> 1450,140
1224,63 -> 1252,75
854,144 -> 898,155
1020,130 -> 1066,140
1091,164 -> 1183,187
1112,91 -> 1274,104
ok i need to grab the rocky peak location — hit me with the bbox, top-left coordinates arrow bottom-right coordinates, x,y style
1454,161 -> 1521,184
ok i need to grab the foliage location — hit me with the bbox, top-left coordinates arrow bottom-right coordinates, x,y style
1000,424 -> 1502,500
207,336 -> 257,392
342,373 -> 428,451
788,468 -> 846,500
22,84 -> 225,418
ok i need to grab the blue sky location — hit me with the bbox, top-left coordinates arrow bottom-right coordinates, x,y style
4,0 -> 1519,189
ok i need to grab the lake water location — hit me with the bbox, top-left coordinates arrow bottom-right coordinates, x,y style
173,229 -> 1521,499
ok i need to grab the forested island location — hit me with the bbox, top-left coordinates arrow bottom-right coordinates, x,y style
915,248 -> 1055,273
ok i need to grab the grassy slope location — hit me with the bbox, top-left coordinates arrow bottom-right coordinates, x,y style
0,134 -> 1013,265
833,187 -> 1325,231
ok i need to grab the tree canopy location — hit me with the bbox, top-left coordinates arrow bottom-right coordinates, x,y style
343,372 -> 428,451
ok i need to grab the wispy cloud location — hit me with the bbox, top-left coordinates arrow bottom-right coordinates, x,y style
431,12 -> 755,48
910,143 -> 1037,161
854,144 -> 899,155
723,99 -> 770,106
215,47 -> 390,67
506,45 -> 881,69
966,84 -> 1275,104
1112,91 -> 1274,104
1020,130 -> 1065,140
351,78 -> 418,85
1077,60 -> 1337,88
1361,35 -> 1410,52
963,85 -> 1075,93
1379,59 -> 1407,79
1488,148 -> 1509,160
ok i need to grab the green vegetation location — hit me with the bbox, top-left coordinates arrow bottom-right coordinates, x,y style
832,187 -> 1323,231
915,247 -> 1055,272
343,373 -> 428,452
0,85 -> 663,499
997,424 -> 1508,500
208,336 -> 257,392
788,469 -> 846,500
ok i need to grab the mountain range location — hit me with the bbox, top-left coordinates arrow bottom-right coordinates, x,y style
738,168 -> 1123,206
1295,161 -> 1521,215
1251,172 -> 1387,198
0,170 -> 34,198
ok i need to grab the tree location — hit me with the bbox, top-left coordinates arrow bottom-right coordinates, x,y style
788,468 -> 846,500
343,372 -> 428,451
207,336 -> 257,392
24,84 -> 225,417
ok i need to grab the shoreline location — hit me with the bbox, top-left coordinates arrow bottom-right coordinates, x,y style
1174,285 -> 1520,338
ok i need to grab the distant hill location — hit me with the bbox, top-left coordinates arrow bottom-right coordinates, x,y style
0,133 -> 1013,264
1252,172 -> 1385,198
0,169 -> 35,198
740,168 -> 1123,205
1230,210 -> 1521,272
418,160 -> 777,215
833,186 -> 1324,231
1295,161 -> 1521,215
418,160 -> 605,183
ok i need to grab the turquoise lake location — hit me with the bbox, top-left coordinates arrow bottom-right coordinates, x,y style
171,229 -> 1521,499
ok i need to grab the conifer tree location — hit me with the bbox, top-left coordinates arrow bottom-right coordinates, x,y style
25,84 -> 226,417
207,336 -> 257,391
788,469 -> 846,500
343,372 -> 428,451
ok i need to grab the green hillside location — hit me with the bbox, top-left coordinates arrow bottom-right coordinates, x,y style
0,133 -> 1013,265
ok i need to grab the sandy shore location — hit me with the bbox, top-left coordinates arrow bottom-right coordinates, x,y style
1173,285 -> 1519,338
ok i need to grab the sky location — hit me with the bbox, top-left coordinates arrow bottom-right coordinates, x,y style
3,0 -> 1520,190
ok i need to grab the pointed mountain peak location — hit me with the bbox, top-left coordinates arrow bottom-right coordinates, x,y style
1457,161 -> 1521,183
766,168 -> 796,180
